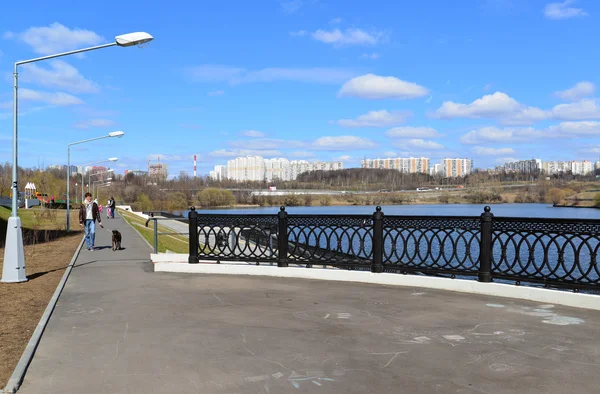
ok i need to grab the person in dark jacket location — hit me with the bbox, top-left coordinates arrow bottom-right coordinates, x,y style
79,192 -> 103,251
109,196 -> 116,218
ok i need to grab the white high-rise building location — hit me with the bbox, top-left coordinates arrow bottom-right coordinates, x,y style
542,161 -> 571,175
442,158 -> 472,177
571,160 -> 594,175
218,156 -> 343,182
361,157 -> 430,173
429,163 -> 443,176
209,165 -> 228,181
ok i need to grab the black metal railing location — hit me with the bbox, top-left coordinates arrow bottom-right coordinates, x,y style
185,206 -> 600,292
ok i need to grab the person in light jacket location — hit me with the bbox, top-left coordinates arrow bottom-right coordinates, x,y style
79,192 -> 103,251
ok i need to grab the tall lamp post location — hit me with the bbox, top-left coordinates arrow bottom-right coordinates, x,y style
81,159 -> 117,202
93,178 -> 113,196
88,169 -> 115,196
67,132 -> 124,232
2,31 -> 153,283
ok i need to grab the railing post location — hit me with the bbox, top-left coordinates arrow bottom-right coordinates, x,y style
478,206 -> 493,282
371,206 -> 384,273
277,206 -> 288,267
153,220 -> 158,254
188,206 -> 199,264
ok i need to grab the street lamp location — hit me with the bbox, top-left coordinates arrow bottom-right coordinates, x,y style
81,159 -> 117,201
93,178 -> 113,196
67,133 -> 124,232
2,31 -> 153,283
88,168 -> 115,195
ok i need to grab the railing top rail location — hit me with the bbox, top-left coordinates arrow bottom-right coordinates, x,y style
145,216 -> 188,227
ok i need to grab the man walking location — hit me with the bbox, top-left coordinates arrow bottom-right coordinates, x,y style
79,192 -> 103,251
109,196 -> 116,218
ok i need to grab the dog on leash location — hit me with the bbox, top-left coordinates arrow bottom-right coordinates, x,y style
112,230 -> 122,251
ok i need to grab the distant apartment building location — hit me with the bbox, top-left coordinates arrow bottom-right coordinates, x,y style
541,160 -> 592,176
361,157 -> 430,174
209,165 -> 228,181
148,163 -> 168,179
595,159 -> 600,172
497,159 -> 542,173
442,158 -> 472,178
215,156 -> 343,182
571,160 -> 594,176
429,163 -> 443,176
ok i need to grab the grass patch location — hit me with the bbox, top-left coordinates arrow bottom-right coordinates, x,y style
119,209 -> 189,253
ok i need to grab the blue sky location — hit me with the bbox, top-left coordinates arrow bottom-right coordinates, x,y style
1,0 -> 599,178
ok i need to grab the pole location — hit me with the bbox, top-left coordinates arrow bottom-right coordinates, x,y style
11,64 -> 18,218
1,63 -> 27,283
478,206 -> 493,282
371,206 -> 384,273
188,207 -> 199,264
66,146 -> 71,231
277,206 -> 288,267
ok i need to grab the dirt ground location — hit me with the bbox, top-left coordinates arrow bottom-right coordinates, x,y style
0,230 -> 83,388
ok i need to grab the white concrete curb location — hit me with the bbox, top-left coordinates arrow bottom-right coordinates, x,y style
2,235 -> 86,394
154,262 -> 600,311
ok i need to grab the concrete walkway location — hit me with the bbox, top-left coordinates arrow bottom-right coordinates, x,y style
17,214 -> 600,393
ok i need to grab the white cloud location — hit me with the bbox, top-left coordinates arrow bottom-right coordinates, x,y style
73,119 -> 116,129
20,88 -> 83,106
383,151 -> 397,157
312,136 -> 377,151
553,81 -> 595,101
329,17 -> 342,25
208,90 -> 224,96
361,53 -> 380,60
280,0 -> 303,14
240,130 -> 265,138
209,149 -> 283,157
460,126 -> 541,144
544,0 -> 588,20
433,92 -> 521,119
4,22 -> 104,55
501,107 -> 552,125
339,74 -> 429,100
338,110 -> 410,128
433,91 -> 552,125
547,121 -> 600,136
405,139 -> 444,150
472,146 -> 516,156
312,28 -> 384,46
187,64 -> 356,85
386,126 -> 440,138
460,121 -> 600,145
21,60 -> 99,94
551,99 -> 600,120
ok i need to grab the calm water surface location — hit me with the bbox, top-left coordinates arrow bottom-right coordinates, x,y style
188,203 -> 600,220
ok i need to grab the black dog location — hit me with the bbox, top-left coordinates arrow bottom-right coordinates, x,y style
112,230 -> 122,251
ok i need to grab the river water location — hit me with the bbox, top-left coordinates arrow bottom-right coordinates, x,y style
184,203 -> 600,220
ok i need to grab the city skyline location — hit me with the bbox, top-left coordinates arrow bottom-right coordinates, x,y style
1,1 -> 600,177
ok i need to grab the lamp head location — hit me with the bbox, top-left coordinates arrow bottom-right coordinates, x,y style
115,32 -> 153,47
108,131 -> 125,138
108,157 -> 118,162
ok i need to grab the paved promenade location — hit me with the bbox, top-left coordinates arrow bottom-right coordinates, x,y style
16,213 -> 600,393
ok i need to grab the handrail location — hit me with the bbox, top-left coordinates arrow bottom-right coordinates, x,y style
145,216 -> 189,253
